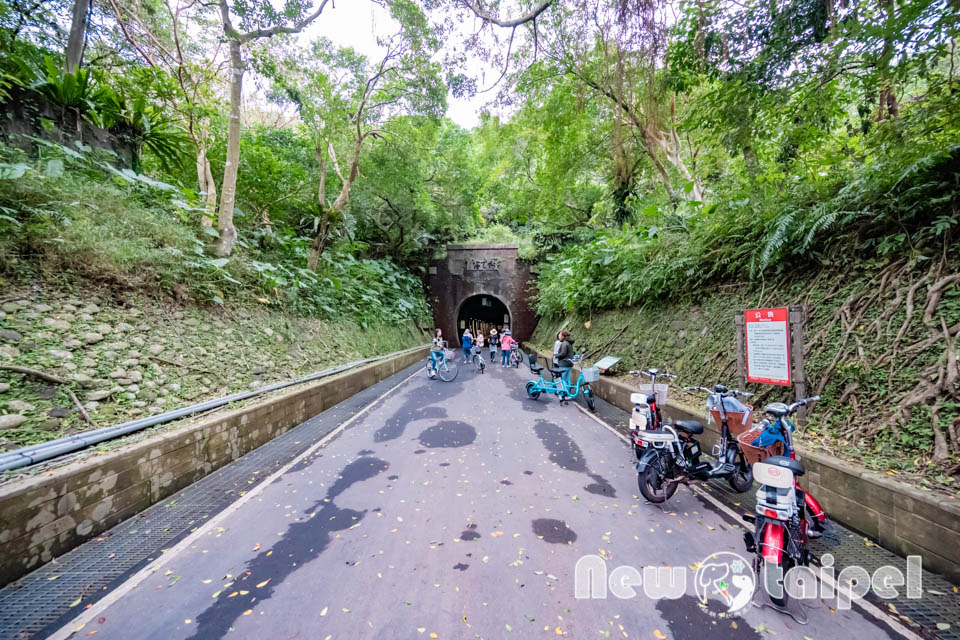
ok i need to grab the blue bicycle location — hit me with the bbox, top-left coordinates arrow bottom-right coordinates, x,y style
524,353 -> 597,411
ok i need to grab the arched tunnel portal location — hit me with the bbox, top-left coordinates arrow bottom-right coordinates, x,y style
426,244 -> 538,347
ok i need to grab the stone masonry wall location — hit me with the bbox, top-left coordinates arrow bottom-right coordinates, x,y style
427,244 -> 538,344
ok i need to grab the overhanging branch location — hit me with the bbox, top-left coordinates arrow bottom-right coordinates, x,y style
462,0 -> 553,27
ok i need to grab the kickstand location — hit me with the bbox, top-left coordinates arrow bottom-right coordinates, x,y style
750,586 -> 809,624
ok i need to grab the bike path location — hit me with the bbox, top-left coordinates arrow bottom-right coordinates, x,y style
45,364 -> 906,639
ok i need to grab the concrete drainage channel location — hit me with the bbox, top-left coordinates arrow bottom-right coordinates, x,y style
0,345 -> 429,473
0,359 -> 427,639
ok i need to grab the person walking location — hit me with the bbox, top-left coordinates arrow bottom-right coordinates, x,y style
499,330 -> 517,367
489,327 -> 499,362
461,328 -> 473,363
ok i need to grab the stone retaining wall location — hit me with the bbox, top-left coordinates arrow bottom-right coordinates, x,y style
0,347 -> 427,587
535,350 -> 960,583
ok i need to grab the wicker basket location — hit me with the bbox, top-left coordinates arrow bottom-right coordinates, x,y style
737,427 -> 785,467
709,407 -> 754,438
582,367 -> 600,383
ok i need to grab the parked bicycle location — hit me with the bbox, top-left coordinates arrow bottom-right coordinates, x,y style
742,397 -> 828,611
425,341 -> 458,382
524,353 -> 597,411
682,383 -> 756,492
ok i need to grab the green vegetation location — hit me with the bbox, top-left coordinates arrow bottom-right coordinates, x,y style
0,0 -> 958,477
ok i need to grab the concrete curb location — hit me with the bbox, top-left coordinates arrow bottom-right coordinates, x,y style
0,346 -> 428,587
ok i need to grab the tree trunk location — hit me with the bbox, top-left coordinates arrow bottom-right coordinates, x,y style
306,210 -> 330,271
66,0 -> 91,73
307,138 -> 362,270
196,142 -> 217,227
743,144 -> 759,177
214,38 -> 243,257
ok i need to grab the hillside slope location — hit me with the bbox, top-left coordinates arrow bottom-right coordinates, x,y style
532,256 -> 960,493
0,285 -> 426,451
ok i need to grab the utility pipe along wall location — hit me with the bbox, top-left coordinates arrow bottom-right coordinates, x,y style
0,346 -> 428,588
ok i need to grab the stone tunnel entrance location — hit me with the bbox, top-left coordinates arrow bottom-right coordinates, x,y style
457,294 -> 510,340
427,244 -> 538,346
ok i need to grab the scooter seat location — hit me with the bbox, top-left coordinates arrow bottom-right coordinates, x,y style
674,420 -> 704,435
527,353 -> 544,373
635,429 -> 676,444
764,455 -> 805,476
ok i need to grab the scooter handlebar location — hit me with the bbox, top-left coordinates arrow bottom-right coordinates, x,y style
790,396 -> 821,411
684,386 -> 712,393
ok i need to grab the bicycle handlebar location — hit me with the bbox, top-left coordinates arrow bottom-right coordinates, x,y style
628,369 -> 676,379
684,385 -> 753,398
789,396 -> 821,412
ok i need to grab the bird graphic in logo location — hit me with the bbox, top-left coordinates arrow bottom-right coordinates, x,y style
695,552 -> 756,613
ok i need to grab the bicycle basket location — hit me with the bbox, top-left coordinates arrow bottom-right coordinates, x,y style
737,427 -> 785,466
443,349 -> 455,360
709,407 -> 754,438
581,367 -> 600,383
635,383 -> 669,406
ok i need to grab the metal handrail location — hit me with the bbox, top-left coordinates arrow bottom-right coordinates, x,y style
0,343 -> 429,473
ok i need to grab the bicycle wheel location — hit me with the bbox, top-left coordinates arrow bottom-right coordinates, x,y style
728,448 -> 754,493
582,385 -> 595,411
439,360 -> 459,382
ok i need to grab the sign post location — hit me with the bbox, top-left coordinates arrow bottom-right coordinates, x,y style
737,306 -> 808,426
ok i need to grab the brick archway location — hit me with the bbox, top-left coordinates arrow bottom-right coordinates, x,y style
427,244 -> 538,346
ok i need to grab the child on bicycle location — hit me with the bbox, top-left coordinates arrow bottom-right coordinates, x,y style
473,333 -> 485,368
489,327 -> 498,361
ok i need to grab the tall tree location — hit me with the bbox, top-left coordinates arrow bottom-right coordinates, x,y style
213,0 -> 332,257
268,1 -> 446,269
65,0 -> 90,72
105,0 -> 224,225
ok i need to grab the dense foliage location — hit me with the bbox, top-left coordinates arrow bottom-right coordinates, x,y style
0,0 -> 957,466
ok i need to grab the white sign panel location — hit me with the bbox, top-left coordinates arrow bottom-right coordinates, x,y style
745,308 -> 791,386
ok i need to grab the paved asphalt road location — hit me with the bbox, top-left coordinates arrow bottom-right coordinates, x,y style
51,363 -> 909,640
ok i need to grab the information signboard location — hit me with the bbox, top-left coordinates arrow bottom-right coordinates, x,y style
744,308 -> 791,386
593,356 -> 621,372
